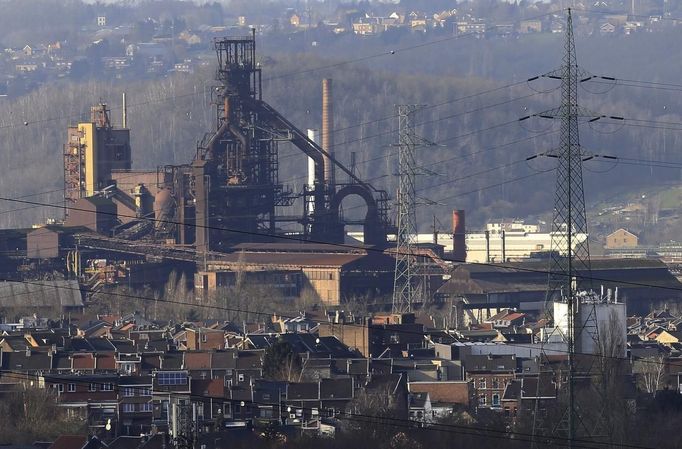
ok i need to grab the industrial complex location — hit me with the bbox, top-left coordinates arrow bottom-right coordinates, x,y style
0,33 -> 680,317
5,10 -> 682,448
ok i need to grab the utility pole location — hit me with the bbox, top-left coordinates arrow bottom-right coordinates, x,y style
392,105 -> 420,314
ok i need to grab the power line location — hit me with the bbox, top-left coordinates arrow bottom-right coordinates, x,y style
0,272 -> 676,374
0,13 -> 557,132
276,89 -> 549,166
0,369 -> 660,449
260,11 -> 555,84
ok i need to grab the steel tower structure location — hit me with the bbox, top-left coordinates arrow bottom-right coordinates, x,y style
541,10 -> 594,448
392,105 -> 420,314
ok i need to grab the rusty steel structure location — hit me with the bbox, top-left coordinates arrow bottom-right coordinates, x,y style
163,31 -> 391,251
63,104 -> 131,214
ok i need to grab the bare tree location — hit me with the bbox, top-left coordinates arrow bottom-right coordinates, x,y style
635,355 -> 666,396
0,385 -> 86,444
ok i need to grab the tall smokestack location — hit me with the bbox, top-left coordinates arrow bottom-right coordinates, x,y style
306,129 -> 319,215
452,210 -> 466,263
322,78 -> 335,188
122,92 -> 127,129
485,230 -> 490,264
501,230 -> 506,263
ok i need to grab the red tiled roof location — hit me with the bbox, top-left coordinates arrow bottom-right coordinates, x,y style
72,353 -> 96,370
184,352 -> 211,369
96,353 -> 116,370
505,312 -> 526,322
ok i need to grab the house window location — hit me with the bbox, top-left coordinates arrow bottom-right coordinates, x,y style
102,383 -> 114,391
89,383 -> 97,392
57,384 -> 64,393
122,403 -> 135,413
157,371 -> 188,386
327,408 -> 335,417
479,378 -> 486,389
492,394 -> 500,407
260,406 -> 274,418
123,387 -> 135,397
478,394 -> 486,406
140,387 -> 152,396
202,334 -> 208,343
492,379 -> 499,389
141,402 -> 153,412
67,383 -> 76,392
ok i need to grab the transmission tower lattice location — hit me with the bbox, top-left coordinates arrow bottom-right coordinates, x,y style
392,105 -> 421,314
547,9 -> 592,301
531,9 -> 597,449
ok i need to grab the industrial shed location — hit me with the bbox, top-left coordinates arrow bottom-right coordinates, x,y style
0,280 -> 84,317
437,258 -> 682,317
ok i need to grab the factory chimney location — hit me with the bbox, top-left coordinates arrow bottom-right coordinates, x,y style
501,230 -> 506,263
122,92 -> 127,128
452,210 -> 466,263
322,78 -> 335,189
306,129 -> 320,215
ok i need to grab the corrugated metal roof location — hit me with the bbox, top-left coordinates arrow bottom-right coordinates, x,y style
0,280 -> 83,309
